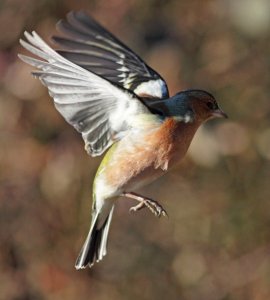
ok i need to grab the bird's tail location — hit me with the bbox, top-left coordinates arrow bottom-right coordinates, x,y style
75,206 -> 114,269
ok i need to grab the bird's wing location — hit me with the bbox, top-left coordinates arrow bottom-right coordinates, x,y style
19,31 -> 152,157
51,11 -> 169,99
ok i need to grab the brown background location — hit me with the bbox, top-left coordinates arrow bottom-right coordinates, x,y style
1,0 -> 270,299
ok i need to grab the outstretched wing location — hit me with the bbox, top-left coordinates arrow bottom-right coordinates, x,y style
52,11 -> 169,99
19,31 -> 150,156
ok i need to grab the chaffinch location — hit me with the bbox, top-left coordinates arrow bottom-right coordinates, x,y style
19,11 -> 227,269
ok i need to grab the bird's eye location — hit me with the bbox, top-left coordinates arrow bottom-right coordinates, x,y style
206,101 -> 214,110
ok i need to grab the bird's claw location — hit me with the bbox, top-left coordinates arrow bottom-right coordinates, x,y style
122,192 -> 168,218
129,201 -> 145,212
129,198 -> 168,218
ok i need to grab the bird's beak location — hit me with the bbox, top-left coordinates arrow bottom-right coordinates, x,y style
212,109 -> 228,119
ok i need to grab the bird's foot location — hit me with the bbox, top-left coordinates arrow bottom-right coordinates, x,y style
130,198 -> 168,217
121,192 -> 168,218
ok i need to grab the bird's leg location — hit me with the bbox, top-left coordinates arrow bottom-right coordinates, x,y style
121,192 -> 168,218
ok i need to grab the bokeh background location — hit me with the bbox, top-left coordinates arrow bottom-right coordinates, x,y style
1,0 -> 270,299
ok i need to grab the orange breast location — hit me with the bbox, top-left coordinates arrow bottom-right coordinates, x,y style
102,118 -> 199,191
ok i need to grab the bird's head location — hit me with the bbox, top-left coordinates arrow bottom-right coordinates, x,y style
174,89 -> 228,123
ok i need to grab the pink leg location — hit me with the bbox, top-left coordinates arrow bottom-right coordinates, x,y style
121,192 -> 168,218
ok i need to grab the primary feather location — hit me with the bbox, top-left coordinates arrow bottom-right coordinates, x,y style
52,11 -> 169,99
19,31 -> 150,156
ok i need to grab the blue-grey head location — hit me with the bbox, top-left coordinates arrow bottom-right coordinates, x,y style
146,89 -> 227,123
173,89 -> 227,122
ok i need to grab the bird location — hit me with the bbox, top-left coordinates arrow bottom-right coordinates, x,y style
19,11 -> 227,269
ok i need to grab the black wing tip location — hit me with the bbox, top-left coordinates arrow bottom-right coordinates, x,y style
68,10 -> 99,24
62,10 -> 96,27
66,10 -> 78,24
67,10 -> 88,20
56,10 -> 83,27
50,35 -> 60,45
55,18 -> 67,34
52,10 -> 169,100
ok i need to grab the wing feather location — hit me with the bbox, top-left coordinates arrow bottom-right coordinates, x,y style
52,11 -> 169,99
19,31 -> 150,156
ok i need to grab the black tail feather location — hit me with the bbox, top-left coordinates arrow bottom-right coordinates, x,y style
75,206 -> 114,269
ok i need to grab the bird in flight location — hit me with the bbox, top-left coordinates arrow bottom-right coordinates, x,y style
19,11 -> 227,269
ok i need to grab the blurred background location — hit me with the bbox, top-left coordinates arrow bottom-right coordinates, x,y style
1,0 -> 270,299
